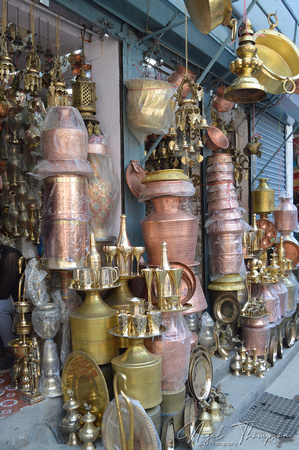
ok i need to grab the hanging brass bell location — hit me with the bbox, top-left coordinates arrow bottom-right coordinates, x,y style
200,115 -> 209,128
182,138 -> 189,150
195,138 -> 204,149
174,143 -> 180,152
24,37 -> 33,52
44,45 -> 54,59
13,33 -> 23,47
188,143 -> 195,153
224,20 -> 267,104
198,408 -> 215,435
35,40 -> 44,55
207,398 -> 224,423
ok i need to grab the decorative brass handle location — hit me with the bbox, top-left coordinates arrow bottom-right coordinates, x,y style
268,13 -> 278,30
283,78 -> 296,94
230,18 -> 238,42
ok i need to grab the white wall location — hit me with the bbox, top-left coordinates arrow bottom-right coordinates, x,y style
85,37 -> 122,239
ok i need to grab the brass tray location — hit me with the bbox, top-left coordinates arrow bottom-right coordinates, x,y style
277,328 -> 284,358
161,418 -> 175,450
70,282 -> 122,292
188,345 -> 212,399
61,350 -> 109,429
102,396 -> 160,450
184,397 -> 197,448
141,169 -> 190,184
284,320 -> 296,348
190,354 -> 212,402
213,293 -> 240,325
159,302 -> 194,313
109,325 -> 167,339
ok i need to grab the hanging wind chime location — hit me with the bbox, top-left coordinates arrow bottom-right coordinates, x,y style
166,8 -> 207,168
24,1 -> 42,96
0,0 -> 15,115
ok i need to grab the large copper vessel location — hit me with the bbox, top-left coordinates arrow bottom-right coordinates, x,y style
41,106 -> 88,161
241,315 -> 270,356
274,195 -> 298,234
141,196 -> 198,265
252,178 -> 275,215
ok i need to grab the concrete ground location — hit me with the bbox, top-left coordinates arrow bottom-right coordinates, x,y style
1,344 -> 299,450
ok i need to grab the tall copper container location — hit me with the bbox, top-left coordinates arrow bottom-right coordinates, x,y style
274,196 -> 298,233
44,176 -> 89,220
41,106 -> 88,161
144,312 -> 191,390
141,196 -> 198,265
241,315 -> 270,356
252,178 -> 275,215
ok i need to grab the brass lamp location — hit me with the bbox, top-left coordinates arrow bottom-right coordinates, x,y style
224,19 -> 267,103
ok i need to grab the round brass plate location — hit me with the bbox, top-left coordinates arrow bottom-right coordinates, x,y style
161,418 -> 175,450
296,315 -> 299,341
184,397 -> 196,448
268,334 -> 278,366
102,395 -> 160,450
284,320 -> 296,348
188,352 -> 212,402
213,294 -> 240,325
61,350 -> 109,429
257,218 -> 277,249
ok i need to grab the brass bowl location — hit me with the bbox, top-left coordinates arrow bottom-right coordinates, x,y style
13,302 -> 33,314
184,0 -> 232,35
9,338 -> 33,357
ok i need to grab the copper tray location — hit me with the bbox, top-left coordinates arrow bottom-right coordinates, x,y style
257,218 -> 277,249
274,240 -> 299,266
213,293 -> 240,325
61,351 -> 109,429
102,396 -> 160,449
125,160 -> 146,198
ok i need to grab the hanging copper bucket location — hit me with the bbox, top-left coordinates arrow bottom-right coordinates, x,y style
204,127 -> 229,152
212,86 -> 234,112
167,65 -> 197,98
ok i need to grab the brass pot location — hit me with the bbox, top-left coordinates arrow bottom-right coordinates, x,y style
204,126 -> 229,152
70,289 -> 119,365
254,14 -> 299,95
141,196 -> 198,265
206,172 -> 234,184
212,86 -> 234,112
274,195 -> 298,233
207,153 -> 232,165
208,198 -> 239,212
206,219 -> 244,235
252,178 -> 275,215
184,0 -> 232,35
210,252 -> 244,275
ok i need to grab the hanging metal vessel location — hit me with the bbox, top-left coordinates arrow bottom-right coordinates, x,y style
184,0 -> 232,35
167,65 -> 197,98
204,126 -> 229,152
254,14 -> 299,95
212,86 -> 234,112
252,178 -> 275,215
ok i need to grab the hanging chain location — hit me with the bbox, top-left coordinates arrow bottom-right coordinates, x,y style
31,0 -> 35,48
3,0 -> 7,33
55,14 -> 60,56
185,7 -> 188,76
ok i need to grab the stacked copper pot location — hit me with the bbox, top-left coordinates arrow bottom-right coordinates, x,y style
39,107 -> 93,269
205,153 -> 245,277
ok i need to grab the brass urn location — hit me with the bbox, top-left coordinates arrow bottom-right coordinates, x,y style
252,178 -> 275,215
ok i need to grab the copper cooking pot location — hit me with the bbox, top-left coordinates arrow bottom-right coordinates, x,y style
206,219 -> 244,235
209,235 -> 243,254
204,126 -> 229,152
206,162 -> 234,174
212,86 -> 234,112
208,198 -> 240,212
167,65 -> 197,98
206,172 -> 234,184
141,196 -> 198,265
241,319 -> 270,356
210,252 -> 244,275
207,153 -> 232,165
273,195 -> 298,233
207,208 -> 243,221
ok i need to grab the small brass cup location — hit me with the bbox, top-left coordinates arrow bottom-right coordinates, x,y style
117,312 -> 131,336
147,310 -> 161,334
99,266 -> 119,288
72,268 -> 98,289
132,314 -> 147,336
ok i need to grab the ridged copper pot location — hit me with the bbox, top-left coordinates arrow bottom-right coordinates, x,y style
207,153 -> 232,165
208,198 -> 240,212
210,252 -> 244,275
206,171 -> 234,184
206,162 -> 234,173
207,189 -> 238,203
141,196 -> 199,265
209,235 -> 243,254
206,219 -> 244,235
207,208 -> 243,222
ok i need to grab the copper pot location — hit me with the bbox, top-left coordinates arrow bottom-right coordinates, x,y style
140,179 -> 195,202
212,86 -> 234,113
207,189 -> 238,203
207,153 -> 232,165
208,198 -> 240,212
141,196 -> 198,265
241,321 -> 270,356
167,65 -> 197,98
274,195 -> 298,233
207,208 -> 243,221
206,162 -> 234,173
209,235 -> 243,254
206,219 -> 244,235
206,181 -> 235,193
44,176 -> 89,220
206,172 -> 234,184
204,126 -> 229,152
42,218 -> 89,269
41,106 -> 88,161
210,252 -> 244,275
